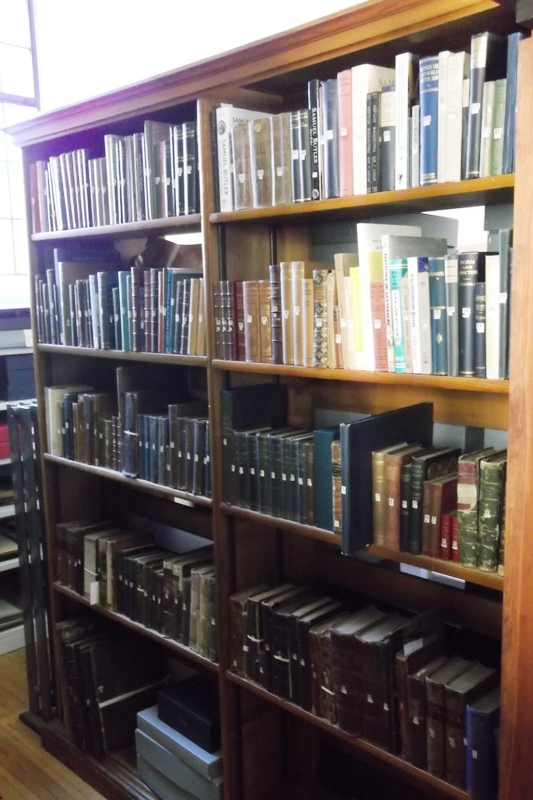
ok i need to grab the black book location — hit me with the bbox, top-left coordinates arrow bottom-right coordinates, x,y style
157,415 -> 169,486
183,121 -> 198,215
267,428 -> 302,517
379,84 -> 396,192
192,417 -> 207,495
287,433 -> 313,522
130,265 -> 141,352
459,252 -> 487,377
399,461 -> 413,552
209,109 -> 220,213
183,416 -> 196,493
474,280 -> 486,378
340,403 -> 434,555
298,108 -> 312,202
408,447 -> 460,555
307,79 -> 321,201
323,78 -> 340,199
203,419 -> 211,499
369,90 -> 379,193
290,111 -> 302,203
296,438 -> 314,525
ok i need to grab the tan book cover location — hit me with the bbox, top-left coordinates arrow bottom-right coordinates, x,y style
291,261 -> 305,366
326,271 -> 337,369
302,277 -> 314,367
231,121 -> 253,210
187,277 -> 201,356
271,112 -> 292,206
243,280 -> 260,362
334,253 -> 358,370
196,279 -> 206,356
280,262 -> 294,365
250,118 -> 273,209
258,279 -> 272,363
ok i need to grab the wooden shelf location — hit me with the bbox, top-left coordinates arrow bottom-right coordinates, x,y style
221,502 -> 341,545
210,175 -> 514,224
212,360 -> 509,394
39,344 -> 207,367
44,454 -> 213,508
367,545 -> 503,592
54,582 -> 218,673
31,214 -> 201,242
226,671 -> 469,800
222,504 -> 503,590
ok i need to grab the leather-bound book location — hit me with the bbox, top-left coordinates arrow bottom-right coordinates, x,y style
426,473 -> 458,558
231,120 -> 253,210
445,662 -> 499,788
331,607 -> 389,736
478,450 -> 507,572
213,281 -> 223,359
407,654 -> 449,769
263,587 -> 309,693
295,600 -> 344,710
466,686 -> 501,799
269,264 -> 283,364
287,433 -> 313,522
309,611 -> 352,722
457,447 -> 495,567
267,429 -> 303,517
395,631 -> 447,761
385,444 -> 426,550
314,427 -> 339,532
426,656 -> 473,779
243,280 -> 260,363
229,584 -> 269,677
258,279 -> 272,363
245,584 -> 293,682
234,281 -> 246,361
408,447 -> 460,556
302,277 -> 315,367
313,268 -> 328,368
250,118 -> 273,209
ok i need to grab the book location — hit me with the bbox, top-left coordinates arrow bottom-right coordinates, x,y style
351,64 -> 395,195
337,69 -> 353,197
250,118 -> 273,209
498,229 -> 512,380
502,32 -> 525,175
459,252 -> 487,378
466,687 -> 500,799
395,52 -> 419,190
271,112 -> 292,206
340,402 -> 433,554
216,105 -> 269,212
279,262 -> 294,366
419,55 -> 439,186
426,473 -> 458,558
408,447 -> 460,555
443,51 -> 470,182
479,81 -> 496,178
379,84 -> 396,192
407,654 -> 450,769
426,656 -> 473,779
322,78 -> 340,199
474,279 -> 486,378
457,447 -> 496,567
478,450 -> 507,572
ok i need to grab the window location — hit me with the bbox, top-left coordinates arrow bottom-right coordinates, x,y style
0,0 -> 39,307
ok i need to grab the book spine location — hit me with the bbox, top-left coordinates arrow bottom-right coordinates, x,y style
440,512 -> 453,560
419,56 -> 439,186
379,87 -> 396,192
466,33 -> 488,179
308,80 -> 321,201
459,253 -> 482,377
399,462 -> 413,552
332,439 -> 342,533
338,70 -> 353,197
457,461 -> 480,567
474,281 -> 486,378
298,109 -> 312,202
395,53 -> 418,190
478,457 -> 506,572
258,279 -> 272,363
408,462 -> 426,555
290,111 -> 302,203
444,255 -> 459,376
313,270 -> 328,368
269,264 -> 283,364
428,258 -> 448,375
490,78 -> 507,176
384,455 -> 403,549
323,78 -> 340,199
411,103 -> 420,188
498,229 -> 512,380
503,32 -> 524,175
243,281 -> 260,363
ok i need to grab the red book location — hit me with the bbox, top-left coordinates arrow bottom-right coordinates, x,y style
451,513 -> 460,562
440,511 -> 454,560
428,474 -> 458,558
337,69 -> 353,197
370,276 -> 388,371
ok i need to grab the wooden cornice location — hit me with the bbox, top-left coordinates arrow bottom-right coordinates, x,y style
6,0 -> 503,147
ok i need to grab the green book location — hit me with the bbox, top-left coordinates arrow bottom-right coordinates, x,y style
478,450 -> 507,572
490,78 -> 507,176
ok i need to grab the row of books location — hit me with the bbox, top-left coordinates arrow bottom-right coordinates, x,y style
372,443 -> 507,574
55,520 -> 217,660
214,31 -> 523,212
29,119 -> 200,233
230,584 -> 500,795
215,224 -> 512,380
45,383 -> 211,498
35,260 -> 206,356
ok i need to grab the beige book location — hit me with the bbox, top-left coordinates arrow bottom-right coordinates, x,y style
243,280 -> 260,362
280,261 -> 294,365
334,253 -> 358,370
291,261 -> 305,366
326,271 -> 337,369
196,280 -> 206,356
258,279 -> 272,363
231,121 -> 253,211
400,272 -> 413,373
190,563 -> 215,654
187,277 -> 201,355
302,278 -> 314,367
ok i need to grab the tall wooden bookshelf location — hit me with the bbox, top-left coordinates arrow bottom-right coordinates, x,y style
6,0 -> 531,798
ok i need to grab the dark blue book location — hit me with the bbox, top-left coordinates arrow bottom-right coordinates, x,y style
474,281 -> 486,378
307,79 -> 321,201
445,254 -> 459,377
340,402 -> 434,555
419,55 -> 439,186
459,252 -> 487,378
466,687 -> 500,800
502,32 -> 525,175
498,229 -> 512,379
323,78 -> 340,199
313,426 -> 339,531
429,257 -> 448,375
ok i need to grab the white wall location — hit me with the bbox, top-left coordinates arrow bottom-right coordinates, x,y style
34,0 -> 362,111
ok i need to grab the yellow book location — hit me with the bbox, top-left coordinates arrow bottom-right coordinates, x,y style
349,266 -> 365,369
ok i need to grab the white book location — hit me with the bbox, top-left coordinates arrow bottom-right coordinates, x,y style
395,52 -> 419,190
437,51 -> 451,183
485,253 -> 500,379
443,51 -> 470,183
216,105 -> 269,212
479,81 -> 496,178
357,223 -> 421,372
291,261 -> 305,366
408,256 -> 437,374
411,104 -> 420,188
334,252 -> 357,370
351,64 -> 395,195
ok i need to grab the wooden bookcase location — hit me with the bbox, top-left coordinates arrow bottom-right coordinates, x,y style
7,0 -> 531,798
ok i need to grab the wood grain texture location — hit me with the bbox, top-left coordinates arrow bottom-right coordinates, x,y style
0,648 -> 104,800
499,36 -> 533,800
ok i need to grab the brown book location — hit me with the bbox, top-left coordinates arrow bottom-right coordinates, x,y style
407,654 -> 450,768
231,120 -> 253,210
331,438 -> 342,533
313,269 -> 328,368
245,583 -> 294,682
426,656 -> 473,779
243,280 -> 260,362
395,632 -> 447,762
302,277 -> 314,367
427,474 -> 458,558
232,280 -> 245,361
101,531 -> 153,610
261,586 -> 308,692
372,442 -> 408,547
269,264 -> 283,364
296,600 -> 343,710
187,277 -> 201,356
271,112 -> 292,206
189,563 -> 215,655
250,118 -> 273,208
330,607 -> 389,737
258,279 -> 272,363
229,584 -> 269,678
309,611 -> 352,722
385,444 -> 426,549
280,262 -> 294,365
444,662 -> 499,788
333,305 -> 343,368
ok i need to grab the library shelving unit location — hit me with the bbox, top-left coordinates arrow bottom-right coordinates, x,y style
6,1 -> 532,799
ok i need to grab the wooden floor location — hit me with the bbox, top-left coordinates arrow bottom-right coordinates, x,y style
0,647 -> 104,800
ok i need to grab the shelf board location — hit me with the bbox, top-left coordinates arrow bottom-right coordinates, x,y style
31,214 -> 201,242
0,458 -> 11,466
0,347 -> 32,357
44,454 -> 213,508
38,344 -> 207,367
212,360 -> 509,394
367,545 -> 503,592
227,671 -> 469,800
221,503 -> 341,545
0,557 -> 19,572
54,582 -> 218,673
0,504 -> 15,520
0,399 -> 33,411
210,175 -> 514,224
